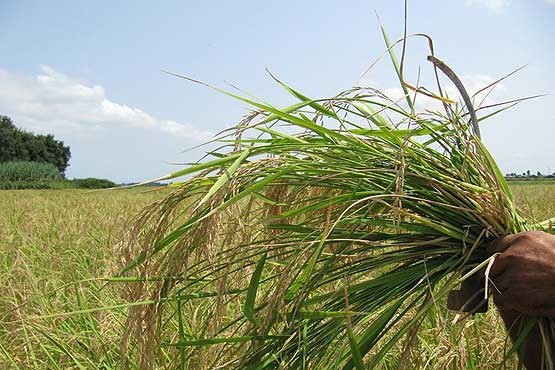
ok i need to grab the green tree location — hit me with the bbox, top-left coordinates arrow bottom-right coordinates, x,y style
0,115 -> 71,176
0,116 -> 18,161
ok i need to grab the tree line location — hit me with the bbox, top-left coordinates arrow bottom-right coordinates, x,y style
506,170 -> 555,179
0,115 -> 71,176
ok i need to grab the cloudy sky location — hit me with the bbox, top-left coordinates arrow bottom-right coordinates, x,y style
1,0 -> 554,182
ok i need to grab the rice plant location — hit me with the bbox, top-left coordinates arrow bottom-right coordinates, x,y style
0,161 -> 63,189
0,161 -> 62,181
119,31 -> 554,369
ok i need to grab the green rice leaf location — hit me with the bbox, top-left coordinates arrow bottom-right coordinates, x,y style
193,149 -> 250,211
244,252 -> 267,324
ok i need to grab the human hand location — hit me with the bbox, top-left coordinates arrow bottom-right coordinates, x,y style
487,231 -> 555,319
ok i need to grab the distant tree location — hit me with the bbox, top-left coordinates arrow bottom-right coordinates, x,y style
0,115 -> 71,176
0,116 -> 18,161
527,170 -> 531,177
71,178 -> 116,189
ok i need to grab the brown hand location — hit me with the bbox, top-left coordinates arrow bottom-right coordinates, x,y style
487,231 -> 555,370
487,231 -> 555,318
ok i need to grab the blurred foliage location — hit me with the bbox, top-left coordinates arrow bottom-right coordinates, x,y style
71,177 -> 117,189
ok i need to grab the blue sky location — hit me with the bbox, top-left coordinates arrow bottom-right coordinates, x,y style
1,0 -> 554,182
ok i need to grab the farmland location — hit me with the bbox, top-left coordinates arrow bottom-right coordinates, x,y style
0,183 -> 553,369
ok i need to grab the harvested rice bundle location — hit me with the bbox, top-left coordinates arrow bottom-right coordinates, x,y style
120,33 -> 554,369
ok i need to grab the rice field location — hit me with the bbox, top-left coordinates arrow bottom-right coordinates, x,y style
0,182 -> 552,369
0,188 -> 167,369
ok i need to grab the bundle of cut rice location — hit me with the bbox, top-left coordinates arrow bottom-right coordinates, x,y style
120,31 -> 554,370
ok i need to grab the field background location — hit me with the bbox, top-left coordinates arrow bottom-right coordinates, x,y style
0,183 -> 553,369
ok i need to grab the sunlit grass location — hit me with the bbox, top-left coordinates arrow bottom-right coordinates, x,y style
0,184 -> 552,369
0,189 -> 168,369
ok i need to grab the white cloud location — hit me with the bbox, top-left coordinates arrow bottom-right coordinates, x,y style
0,66 -> 212,140
465,0 -> 511,11
545,0 -> 555,4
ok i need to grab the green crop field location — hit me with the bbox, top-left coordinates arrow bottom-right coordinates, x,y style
0,183 -> 553,369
